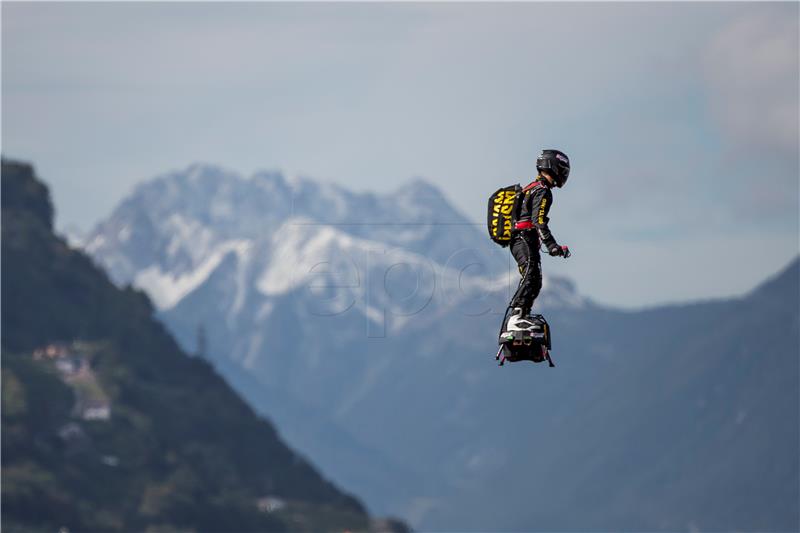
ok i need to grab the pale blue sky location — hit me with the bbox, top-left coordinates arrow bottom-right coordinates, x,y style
2,2 -> 798,308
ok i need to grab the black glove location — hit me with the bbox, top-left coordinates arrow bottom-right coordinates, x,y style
548,245 -> 571,258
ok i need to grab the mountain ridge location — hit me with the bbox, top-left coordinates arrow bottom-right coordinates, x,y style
83,162 -> 588,312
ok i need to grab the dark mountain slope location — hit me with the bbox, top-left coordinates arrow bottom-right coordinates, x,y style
417,259 -> 799,531
1,159 -> 372,532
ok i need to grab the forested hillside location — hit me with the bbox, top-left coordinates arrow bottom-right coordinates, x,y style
1,159 -> 386,532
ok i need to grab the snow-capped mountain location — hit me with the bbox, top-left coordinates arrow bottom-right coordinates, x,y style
81,163 -> 591,520
84,163 -> 587,314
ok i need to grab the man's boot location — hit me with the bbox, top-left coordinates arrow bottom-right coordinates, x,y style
505,307 -> 538,332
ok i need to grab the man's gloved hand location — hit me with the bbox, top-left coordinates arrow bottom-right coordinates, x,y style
548,245 -> 571,258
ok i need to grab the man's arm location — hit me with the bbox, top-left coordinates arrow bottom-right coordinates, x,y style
530,186 -> 560,253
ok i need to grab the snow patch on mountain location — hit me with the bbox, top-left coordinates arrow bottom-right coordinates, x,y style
136,239 -> 252,310
256,219 -> 366,297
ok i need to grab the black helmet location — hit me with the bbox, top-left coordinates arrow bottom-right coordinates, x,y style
536,149 -> 570,187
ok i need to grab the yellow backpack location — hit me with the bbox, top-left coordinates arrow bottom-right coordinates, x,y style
487,184 -> 522,247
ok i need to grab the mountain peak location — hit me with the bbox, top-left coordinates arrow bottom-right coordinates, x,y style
183,162 -> 239,181
750,255 -> 800,301
1,157 -> 54,230
395,178 -> 446,200
252,168 -> 287,184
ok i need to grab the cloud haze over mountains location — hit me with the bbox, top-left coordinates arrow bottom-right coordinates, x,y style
3,2 -> 797,307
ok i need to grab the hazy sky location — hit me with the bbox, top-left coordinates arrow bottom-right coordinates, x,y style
2,2 -> 798,308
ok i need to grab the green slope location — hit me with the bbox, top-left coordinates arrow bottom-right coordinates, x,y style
1,159 -> 372,532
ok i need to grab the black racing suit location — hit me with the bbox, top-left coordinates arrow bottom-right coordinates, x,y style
509,180 -> 560,315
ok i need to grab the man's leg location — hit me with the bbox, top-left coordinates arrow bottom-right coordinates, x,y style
527,253 -> 543,312
509,235 -> 535,315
